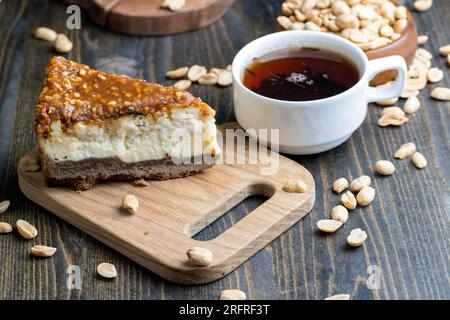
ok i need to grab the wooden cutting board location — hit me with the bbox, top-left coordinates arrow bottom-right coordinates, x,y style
18,128 -> 315,284
61,0 -> 236,36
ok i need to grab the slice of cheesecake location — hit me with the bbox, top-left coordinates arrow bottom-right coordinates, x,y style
36,57 -> 220,190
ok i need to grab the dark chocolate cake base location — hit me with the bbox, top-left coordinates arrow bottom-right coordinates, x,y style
42,156 -> 215,191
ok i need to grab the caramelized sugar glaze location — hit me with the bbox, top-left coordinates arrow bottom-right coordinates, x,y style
37,57 -> 214,138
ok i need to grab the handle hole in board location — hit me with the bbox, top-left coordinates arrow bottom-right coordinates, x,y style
189,183 -> 275,241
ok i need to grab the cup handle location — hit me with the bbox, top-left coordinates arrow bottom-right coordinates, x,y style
366,56 -> 407,103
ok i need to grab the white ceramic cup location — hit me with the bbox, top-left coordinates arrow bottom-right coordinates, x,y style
232,31 -> 407,155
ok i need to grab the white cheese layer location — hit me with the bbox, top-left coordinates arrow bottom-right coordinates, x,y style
39,108 -> 220,163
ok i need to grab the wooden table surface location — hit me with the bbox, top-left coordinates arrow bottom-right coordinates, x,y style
0,0 -> 449,300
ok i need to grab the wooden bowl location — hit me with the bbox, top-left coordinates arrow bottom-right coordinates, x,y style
61,0 -> 236,36
366,2 -> 418,86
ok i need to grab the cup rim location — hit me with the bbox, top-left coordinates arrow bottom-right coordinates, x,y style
232,30 -> 370,106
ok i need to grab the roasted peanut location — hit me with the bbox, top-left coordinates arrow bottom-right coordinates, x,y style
341,191 -> 357,210
219,289 -> 247,300
347,228 -> 367,247
54,34 -> 73,53
403,96 -> 421,114
97,263 -> 118,279
411,152 -> 427,169
332,177 -> 349,193
331,205 -> 349,223
166,67 -> 189,79
430,87 -> 450,101
283,179 -> 308,193
16,219 -> 38,239
0,222 -> 13,234
31,245 -> 57,258
394,142 -> 416,159
187,65 -> 207,82
34,27 -> 57,42
325,294 -> 350,300
350,175 -> 371,192
375,160 -> 395,176
174,79 -> 192,90
122,194 -> 139,214
317,219 -> 343,233
0,200 -> 10,214
186,247 -> 213,266
356,186 -> 376,207
378,113 -> 408,127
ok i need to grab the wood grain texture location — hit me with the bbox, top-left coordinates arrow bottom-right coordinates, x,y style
18,143 -> 315,284
0,0 -> 449,299
61,0 -> 236,36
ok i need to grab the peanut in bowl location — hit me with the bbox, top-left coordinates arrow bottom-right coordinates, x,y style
277,0 -> 418,85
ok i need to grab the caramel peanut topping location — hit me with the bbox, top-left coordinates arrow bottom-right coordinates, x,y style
36,57 -> 215,137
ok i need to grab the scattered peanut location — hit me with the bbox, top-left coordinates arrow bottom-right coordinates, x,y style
317,219 -> 343,233
0,222 -> 13,234
356,186 -> 376,207
219,289 -> 247,300
0,200 -> 10,214
350,175 -> 371,192
346,228 -> 367,247
174,79 -> 192,90
406,77 -> 427,91
400,89 -> 419,99
378,113 -> 409,127
97,263 -> 118,279
31,245 -> 57,258
16,219 -> 38,239
54,34 -> 73,53
34,27 -> 57,42
332,177 -> 349,194
122,194 -> 139,214
186,247 -> 213,266
403,96 -> 421,114
283,179 -> 307,193
376,97 -> 398,106
375,160 -> 395,176
325,294 -> 350,300
414,0 -> 433,13
198,73 -> 218,85
394,142 -> 416,159
218,71 -> 233,86
417,48 -> 433,60
187,65 -> 207,82
430,87 -> 450,101
427,68 -> 444,83
417,35 -> 428,45
382,106 -> 405,117
341,191 -> 357,210
210,68 -> 227,77
411,152 -> 427,169
331,205 -> 348,224
19,153 -> 40,172
133,179 -> 149,187
161,0 -> 185,11
439,44 -> 450,56
166,66 -> 189,79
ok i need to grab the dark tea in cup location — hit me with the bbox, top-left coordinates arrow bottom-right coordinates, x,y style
243,47 -> 360,101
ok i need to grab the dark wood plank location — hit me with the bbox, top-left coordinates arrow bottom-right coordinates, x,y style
0,0 -> 448,299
